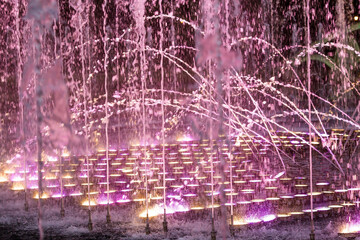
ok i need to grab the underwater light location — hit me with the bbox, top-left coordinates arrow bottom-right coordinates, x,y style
177,135 -> 193,142
339,221 -> 360,240
0,175 -> 8,182
33,193 -> 50,199
98,199 -> 114,205
81,199 -> 97,206
140,202 -> 189,218
262,214 -> 277,222
11,183 -> 25,191
233,219 -> 247,226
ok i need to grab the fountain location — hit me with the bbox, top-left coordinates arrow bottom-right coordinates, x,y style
339,219 -> 360,240
1,0 -> 360,239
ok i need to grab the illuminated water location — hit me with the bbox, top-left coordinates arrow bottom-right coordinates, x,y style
1,0 -> 360,239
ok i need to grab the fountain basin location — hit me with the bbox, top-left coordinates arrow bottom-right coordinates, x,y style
338,232 -> 360,240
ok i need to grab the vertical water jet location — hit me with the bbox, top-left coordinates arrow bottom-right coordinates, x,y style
80,1 -> 92,229
59,151 -> 65,217
158,0 -> 168,236
102,0 -> 111,224
305,0 -> 315,239
15,0 -> 28,212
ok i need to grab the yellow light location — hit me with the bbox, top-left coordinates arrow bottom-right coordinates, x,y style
329,204 -> 343,208
45,175 -> 57,180
277,213 -> 290,218
233,219 -> 248,226
133,198 -> 146,202
340,222 -> 360,233
307,192 -> 322,196
266,197 -> 280,201
190,206 -> 205,210
11,182 -> 25,191
140,205 -> 162,218
355,16 -> 359,21
33,192 -> 49,199
64,183 -> 76,187
81,199 -> 97,206
61,150 -> 70,157
289,212 -> 304,215
207,204 -> 220,208
0,175 -> 8,183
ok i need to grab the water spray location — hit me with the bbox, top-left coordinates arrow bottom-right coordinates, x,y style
305,0 -> 315,239
80,2 -> 92,228
158,0 -> 168,237
59,153 -> 65,218
102,0 -> 111,225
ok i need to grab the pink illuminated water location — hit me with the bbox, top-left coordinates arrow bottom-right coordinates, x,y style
1,0 -> 360,239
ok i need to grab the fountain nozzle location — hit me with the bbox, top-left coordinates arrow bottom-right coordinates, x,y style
145,214 -> 150,235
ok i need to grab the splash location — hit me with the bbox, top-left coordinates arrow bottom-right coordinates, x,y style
139,201 -> 190,218
340,222 -> 360,233
233,214 -> 277,225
